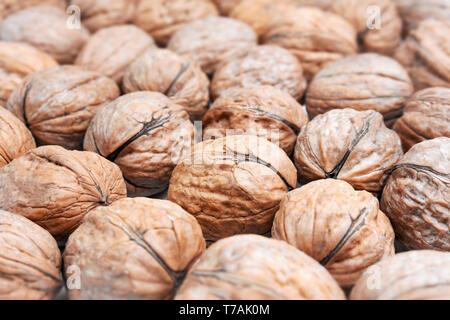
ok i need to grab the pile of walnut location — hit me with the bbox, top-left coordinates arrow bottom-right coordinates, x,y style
0,0 -> 448,300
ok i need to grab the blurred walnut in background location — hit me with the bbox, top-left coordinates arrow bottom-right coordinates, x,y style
212,0 -> 242,15
0,0 -> 66,21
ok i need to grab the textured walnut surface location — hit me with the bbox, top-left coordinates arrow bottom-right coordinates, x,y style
175,235 -> 346,300
122,49 -> 210,120
0,145 -> 127,239
211,45 -> 306,100
203,86 -> 308,155
64,197 -> 205,300
394,87 -> 450,151
294,109 -> 403,193
84,91 -> 195,197
351,250 -> 450,299
272,179 -> 395,287
168,135 -> 297,240
381,137 -> 449,251
0,6 -> 90,64
6,65 -> 120,150
167,17 -> 257,75
0,0 -> 66,20
0,210 -> 62,299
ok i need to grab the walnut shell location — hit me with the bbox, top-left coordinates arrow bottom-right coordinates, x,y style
212,0 -> 242,15
168,135 -> 297,240
0,210 -> 62,299
167,17 -> 257,75
0,107 -> 35,168
64,197 -> 205,300
175,235 -> 346,300
0,41 -> 58,108
306,53 -> 414,125
0,6 -> 90,64
0,0 -> 66,20
351,250 -> 450,299
272,179 -> 395,287
75,25 -> 156,83
211,45 -> 307,100
84,92 -> 195,197
122,49 -> 210,120
380,137 -> 450,251
394,87 -> 450,151
203,86 -> 308,155
294,109 -> 403,193
0,145 -> 127,239
6,65 -> 120,150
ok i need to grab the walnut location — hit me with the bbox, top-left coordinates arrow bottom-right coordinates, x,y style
63,197 -> 205,300
0,6 -> 90,64
394,87 -> 450,151
351,250 -> 450,299
0,210 -> 62,299
0,145 -> 127,239
122,49 -> 210,120
6,65 -> 120,150
75,25 -> 155,83
211,45 -> 307,100
167,17 -> 257,75
203,86 -> 308,155
84,92 -> 195,197
175,235 -> 346,300
272,179 -> 395,287
0,107 -> 35,168
212,0 -> 243,15
0,0 -> 66,20
0,41 -> 57,108
306,53 -> 414,126
294,109 -> 403,193
167,135 -> 297,241
381,137 -> 449,251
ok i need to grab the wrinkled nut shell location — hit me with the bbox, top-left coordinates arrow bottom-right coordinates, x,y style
7,65 -> 120,150
381,137 -> 450,251
175,235 -> 346,300
272,179 -> 395,287
351,250 -> 450,300
64,197 -> 205,300
84,92 -> 195,197
0,0 -> 66,20
0,145 -> 127,239
168,135 -> 297,240
203,86 -> 308,155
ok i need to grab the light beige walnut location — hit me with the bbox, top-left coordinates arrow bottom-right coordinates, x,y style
0,0 -> 66,20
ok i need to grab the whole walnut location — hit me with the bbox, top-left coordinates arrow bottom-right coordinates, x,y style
381,138 -> 449,251
394,19 -> 450,90
0,0 -> 66,20
122,49 -> 210,120
167,17 -> 257,75
0,107 -> 35,168
0,146 -> 127,239
211,45 -> 307,100
294,109 -> 403,193
0,210 -> 62,299
272,179 -> 395,287
0,6 -> 90,64
394,87 -> 450,151
7,65 -> 120,150
351,250 -> 450,299
0,41 -> 57,108
133,0 -> 218,46
168,135 -> 297,240
75,25 -> 156,83
203,86 -> 309,155
175,235 -> 346,300
64,198 -> 205,300
262,7 -> 358,80
306,53 -> 414,126
84,92 -> 195,197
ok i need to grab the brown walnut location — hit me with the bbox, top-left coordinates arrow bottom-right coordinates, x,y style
84,91 -> 195,197
64,197 -> 205,300
175,235 -> 346,300
0,145 -> 127,239
272,179 -> 395,287
212,0 -> 243,15
7,65 -> 120,150
0,0 -> 66,20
